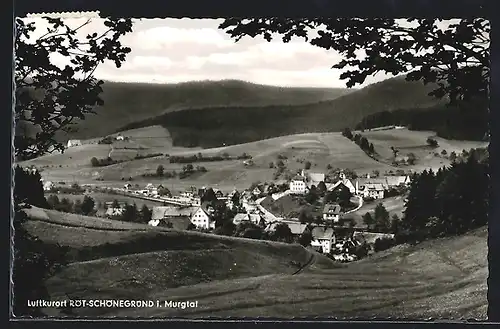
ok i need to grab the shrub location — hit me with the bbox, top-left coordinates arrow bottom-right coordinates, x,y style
426,137 -> 439,147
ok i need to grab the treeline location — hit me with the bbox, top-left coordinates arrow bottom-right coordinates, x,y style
106,201 -> 153,223
142,163 -> 208,180
46,195 -> 97,216
399,153 -> 489,243
355,98 -> 488,141
342,128 -> 376,155
90,156 -> 126,167
168,152 -> 251,164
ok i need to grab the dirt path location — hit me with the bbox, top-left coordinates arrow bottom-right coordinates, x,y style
292,253 -> 316,275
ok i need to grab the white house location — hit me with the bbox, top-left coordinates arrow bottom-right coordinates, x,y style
43,181 -> 55,192
363,183 -> 385,199
301,170 -> 326,188
66,139 -> 82,148
252,186 -> 263,197
116,134 -> 125,141
123,183 -> 132,190
105,207 -> 124,217
191,206 -> 215,230
323,204 -> 343,223
311,227 -> 336,254
289,176 -> 307,194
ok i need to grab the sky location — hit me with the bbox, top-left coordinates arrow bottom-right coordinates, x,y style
20,16 -> 474,89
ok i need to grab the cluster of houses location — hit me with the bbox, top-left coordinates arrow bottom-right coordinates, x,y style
97,168 -> 411,260
289,169 -> 411,200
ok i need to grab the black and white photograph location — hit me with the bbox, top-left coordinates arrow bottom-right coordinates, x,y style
12,12 -> 490,320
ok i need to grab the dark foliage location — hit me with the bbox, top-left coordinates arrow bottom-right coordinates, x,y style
14,166 -> 48,208
15,17 -> 132,160
400,154 -> 488,242
355,98 -> 488,141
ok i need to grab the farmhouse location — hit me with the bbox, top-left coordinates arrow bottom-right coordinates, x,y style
213,189 -> 224,198
123,183 -> 132,190
152,206 -> 197,221
66,139 -> 82,148
233,213 -> 261,225
364,183 -> 385,199
323,204 -> 343,223
266,221 -> 308,237
115,134 -> 124,141
385,175 -> 411,187
105,207 -> 125,217
310,227 -> 336,254
301,170 -> 325,188
289,176 -> 307,194
43,181 -> 55,192
252,185 -> 264,197
191,206 -> 215,230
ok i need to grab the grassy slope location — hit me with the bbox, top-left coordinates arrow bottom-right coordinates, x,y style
24,207 -> 486,319
22,207 -> 336,316
56,80 -> 350,141
116,76 -> 444,148
19,129 -> 488,195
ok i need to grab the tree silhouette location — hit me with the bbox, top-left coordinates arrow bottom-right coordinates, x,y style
15,17 -> 132,160
156,165 -> 165,177
219,18 -> 489,104
140,204 -> 152,223
80,195 -> 95,216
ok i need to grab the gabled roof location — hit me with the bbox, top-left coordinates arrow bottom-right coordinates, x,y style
311,227 -> 335,240
385,175 -> 410,186
266,222 -> 308,235
323,203 -> 342,215
366,183 -> 385,191
152,206 -> 197,220
308,173 -> 326,182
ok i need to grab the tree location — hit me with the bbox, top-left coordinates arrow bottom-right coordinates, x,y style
342,128 -> 353,140
374,203 -> 391,233
12,207 -> 68,316
441,149 -> 448,156
305,185 -> 319,204
362,212 -> 375,229
14,166 -> 49,208
201,188 -> 218,204
304,161 -> 312,170
360,137 -> 370,151
156,165 -> 165,177
46,194 -> 60,209
407,152 -> 417,165
427,137 -> 439,147
219,18 -> 489,106
298,230 -> 313,247
390,214 -> 401,234
121,203 -> 139,222
368,143 -> 375,154
73,199 -> 83,214
272,223 -> 293,243
140,204 -> 153,223
317,181 -> 327,195
111,199 -> 120,209
390,146 -> 400,158
449,151 -> 457,162
353,134 -> 362,145
90,157 -> 99,167
15,17 -> 133,160
80,195 -> 95,216
269,162 -> 275,168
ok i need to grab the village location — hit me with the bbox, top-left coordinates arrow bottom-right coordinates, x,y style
43,165 -> 411,262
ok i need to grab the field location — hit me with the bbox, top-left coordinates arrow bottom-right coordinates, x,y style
22,207 -> 487,319
348,196 -> 406,228
360,128 -> 488,172
18,128 -> 488,195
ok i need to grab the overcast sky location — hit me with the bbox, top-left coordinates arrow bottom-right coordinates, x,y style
21,16 -> 463,88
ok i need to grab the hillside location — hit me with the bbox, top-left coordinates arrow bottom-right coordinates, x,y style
355,96 -> 489,142
23,207 -> 487,319
52,80 -> 350,141
117,76 -> 445,149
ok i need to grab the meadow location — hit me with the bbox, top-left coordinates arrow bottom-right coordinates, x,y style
22,206 -> 487,319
